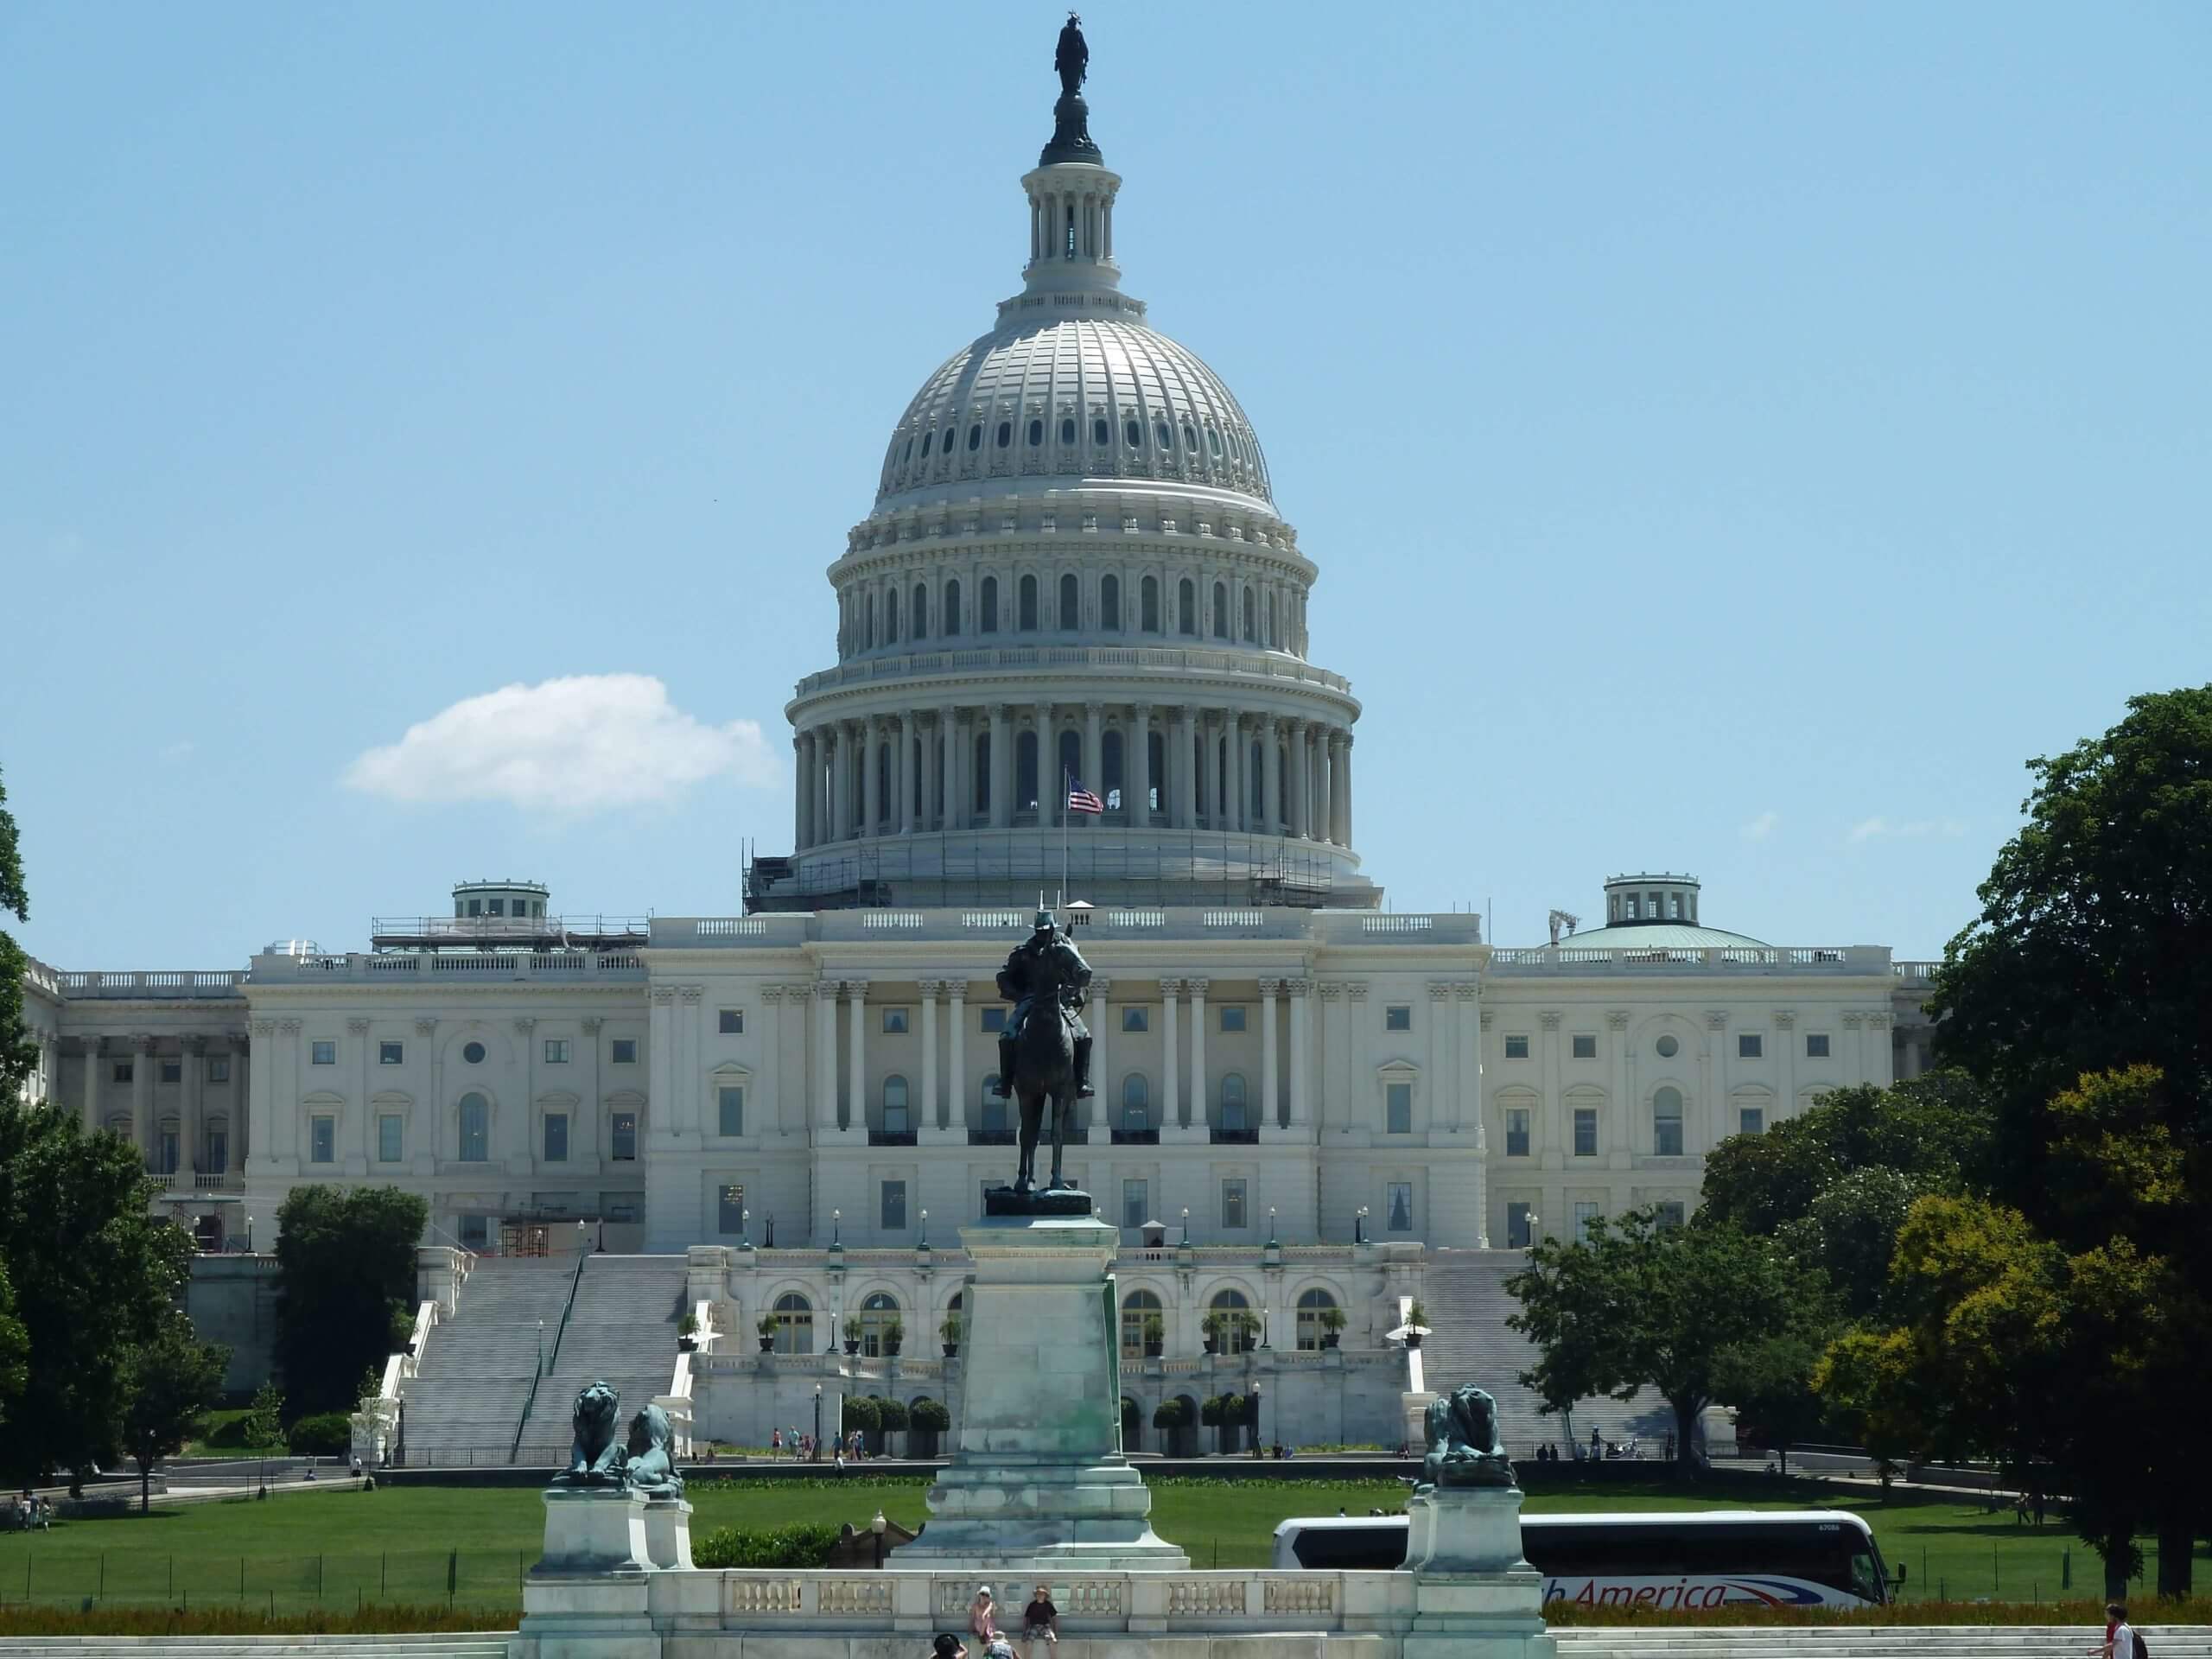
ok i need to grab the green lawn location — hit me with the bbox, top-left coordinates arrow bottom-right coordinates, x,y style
0,1477 -> 2197,1616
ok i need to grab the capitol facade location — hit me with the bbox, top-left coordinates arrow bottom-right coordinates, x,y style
11,57 -> 1937,1446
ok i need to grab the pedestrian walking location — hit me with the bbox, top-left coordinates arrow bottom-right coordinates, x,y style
2090,1601 -> 2140,1659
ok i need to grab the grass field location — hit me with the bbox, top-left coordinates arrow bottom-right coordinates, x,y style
0,1476 -> 2200,1616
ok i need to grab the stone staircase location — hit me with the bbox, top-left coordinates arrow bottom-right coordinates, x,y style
1421,1248 -> 1675,1455
513,1255 -> 689,1464
397,1256 -> 575,1465
1556,1631 -> 2212,1658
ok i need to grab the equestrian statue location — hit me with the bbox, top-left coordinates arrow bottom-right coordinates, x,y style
993,907 -> 1094,1193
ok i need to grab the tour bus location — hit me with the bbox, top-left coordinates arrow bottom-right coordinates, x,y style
1270,1510 -> 1895,1607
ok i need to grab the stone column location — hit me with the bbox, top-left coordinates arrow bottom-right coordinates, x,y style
1259,978 -> 1281,1129
1261,716 -> 1281,836
1866,1013 -> 1893,1086
1225,715 -> 1245,832
1089,977 -> 1110,1125
276,1019 -> 302,1163
79,1037 -> 101,1133
132,1035 -> 156,1167
577,1016 -> 603,1167
512,1014 -> 539,1166
1327,732 -> 1351,846
1176,707 -> 1198,829
1160,980 -> 1181,1128
1130,702 -> 1152,828
1842,1012 -> 1865,1086
1287,721 -> 1309,838
861,715 -> 882,836
1776,1011 -> 1797,1113
247,1022 -> 276,1168
1188,978 -> 1209,1128
796,731 -> 815,849
944,707 -> 962,831
414,1018 -> 438,1175
1432,988 -> 1457,1132
180,1036 -> 206,1179
947,981 -> 969,1133
348,1017 -> 372,1173
919,981 -> 940,1131
649,987 -> 677,1147
829,726 -> 850,843
1316,985 -> 1344,1134
893,715 -> 913,835
815,981 -> 839,1134
988,704 -> 1011,828
1082,702 -> 1103,823
1287,979 -> 1313,1131
1034,700 -> 1056,828
846,981 -> 868,1132
1308,727 -> 1326,843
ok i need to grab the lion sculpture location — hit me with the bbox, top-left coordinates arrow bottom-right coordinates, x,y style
1420,1384 -> 1515,1491
622,1402 -> 683,1497
561,1380 -> 626,1485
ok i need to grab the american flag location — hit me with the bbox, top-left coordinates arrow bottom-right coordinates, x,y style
1066,778 -> 1104,815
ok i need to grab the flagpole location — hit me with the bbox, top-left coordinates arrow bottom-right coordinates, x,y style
1060,766 -> 1071,908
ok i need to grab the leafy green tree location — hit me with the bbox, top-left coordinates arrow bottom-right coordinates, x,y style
0,1102 -> 190,1489
1709,1330 -> 1828,1476
239,1380 -> 285,1449
1507,1207 -> 1826,1474
0,765 -> 40,1100
0,1260 -> 29,1425
271,1185 -> 428,1416
118,1312 -> 230,1512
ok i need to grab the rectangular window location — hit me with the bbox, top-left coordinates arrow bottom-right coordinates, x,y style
1739,1106 -> 1765,1136
458,1099 -> 488,1162
1654,1093 -> 1684,1156
1503,1034 -> 1530,1060
717,1085 -> 744,1136
1384,1005 -> 1412,1033
205,1123 -> 228,1172
309,1116 -> 335,1165
1505,1108 -> 1531,1157
378,1114 -> 403,1163
311,1040 -> 336,1065
159,1058 -> 181,1084
1385,1181 -> 1414,1232
1656,1201 -> 1687,1232
1122,1179 -> 1147,1230
543,1038 -> 570,1064
718,1184 -> 747,1235
1738,1033 -> 1763,1058
980,1007 -> 1007,1033
602,1193 -> 641,1224
1574,1201 -> 1601,1243
543,1112 -> 569,1163
112,1061 -> 133,1084
1806,1033 -> 1831,1058
1571,1034 -> 1597,1060
1221,1179 -> 1248,1229
881,1007 -> 909,1034
155,1125 -> 179,1174
1219,1006 -> 1246,1033
718,1008 -> 744,1035
531,1192 -> 576,1216
610,1039 -> 638,1065
379,1040 -> 404,1065
1385,1081 -> 1413,1135
1507,1202 -> 1534,1249
458,1215 -> 489,1248
487,899 -> 505,917
881,1179 -> 907,1231
610,1110 -> 638,1160
207,1056 -> 230,1083
1121,1006 -> 1148,1033
1573,1108 -> 1599,1157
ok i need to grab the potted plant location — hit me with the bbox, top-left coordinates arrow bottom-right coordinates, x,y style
756,1313 -> 778,1354
843,1332 -> 862,1357
1200,1311 -> 1225,1355
939,1312 -> 963,1357
1141,1313 -> 1165,1358
1319,1306 -> 1347,1349
882,1318 -> 904,1358
677,1312 -> 699,1353
1403,1300 -> 1430,1351
1236,1309 -> 1262,1350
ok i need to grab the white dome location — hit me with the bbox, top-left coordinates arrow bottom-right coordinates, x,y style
874,316 -> 1274,510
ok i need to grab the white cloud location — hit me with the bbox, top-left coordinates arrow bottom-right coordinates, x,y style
343,673 -> 778,812
1849,816 -> 1966,844
159,740 -> 196,766
1740,810 -> 1779,842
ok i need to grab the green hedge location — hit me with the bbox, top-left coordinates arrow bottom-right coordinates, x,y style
874,1396 -> 909,1433
840,1396 -> 880,1433
692,1522 -> 843,1569
285,1412 -> 354,1456
910,1397 -> 951,1432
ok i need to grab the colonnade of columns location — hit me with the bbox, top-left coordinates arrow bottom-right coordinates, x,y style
70,1030 -> 249,1185
792,702 -> 1352,852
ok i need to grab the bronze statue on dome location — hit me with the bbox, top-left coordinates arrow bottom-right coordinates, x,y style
1055,13 -> 1089,98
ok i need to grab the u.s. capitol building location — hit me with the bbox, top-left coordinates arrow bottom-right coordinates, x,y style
13,50 -> 1936,1449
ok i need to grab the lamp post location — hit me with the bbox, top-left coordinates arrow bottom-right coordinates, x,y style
1180,1206 -> 1191,1245
831,1208 -> 842,1247
575,1218 -> 587,1258
1250,1382 -> 1264,1459
871,1507 -> 887,1568
812,1384 -> 823,1463
740,1207 -> 751,1248
1354,1205 -> 1369,1244
1526,1212 -> 1541,1249
918,1208 -> 928,1250
245,1214 -> 255,1253
537,1319 -> 545,1376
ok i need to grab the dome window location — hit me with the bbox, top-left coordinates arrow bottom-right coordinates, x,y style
1028,418 -> 1044,447
1092,416 -> 1109,447
1125,419 -> 1142,449
1060,416 -> 1077,445
1157,420 -> 1173,449
996,421 -> 1012,448
902,438 -> 913,464
920,431 -> 933,457
1206,425 -> 1223,456
1182,422 -> 1197,450
967,423 -> 982,452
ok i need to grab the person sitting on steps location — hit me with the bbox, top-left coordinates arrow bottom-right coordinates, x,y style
992,908 -> 1093,1100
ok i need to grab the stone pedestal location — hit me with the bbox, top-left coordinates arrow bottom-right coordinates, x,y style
1403,1482 -> 1557,1659
890,1211 -> 1187,1572
519,1486 -> 657,1659
640,1495 -> 694,1570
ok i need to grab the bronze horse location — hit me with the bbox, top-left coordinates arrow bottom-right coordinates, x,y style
1010,948 -> 1083,1193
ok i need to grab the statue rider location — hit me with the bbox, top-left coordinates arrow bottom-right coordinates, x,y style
993,907 -> 1094,1099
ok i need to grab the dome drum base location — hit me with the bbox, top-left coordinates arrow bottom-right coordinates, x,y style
1040,91 -> 1103,165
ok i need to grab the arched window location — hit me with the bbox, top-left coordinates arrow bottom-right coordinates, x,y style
967,422 -> 982,452
1146,730 -> 1166,812
1125,418 -> 1142,449
1058,572 -> 1078,630
1019,574 -> 1039,631
882,1075 -> 911,1135
980,575 -> 999,633
772,1292 -> 813,1355
865,591 -> 875,649
920,429 -> 935,458
1653,1086 -> 1685,1157
996,420 -> 1012,449
912,582 -> 928,640
1060,416 -> 1077,445
1027,417 -> 1044,447
944,577 -> 962,636
1102,728 -> 1124,808
1120,1072 -> 1150,1133
1100,573 -> 1120,630
1093,416 -> 1109,447
859,1292 -> 900,1357
105,1112 -> 133,1142
458,1093 -> 488,1162
1058,728 -> 1081,798
1141,575 -> 1160,632
884,587 -> 899,644
1178,579 -> 1197,636
1121,1288 -> 1164,1358
1296,1287 -> 1341,1351
972,730 -> 991,815
1016,731 -> 1039,811
1241,586 -> 1256,642
1219,1073 -> 1249,1135
1156,419 -> 1173,450
979,1076 -> 1009,1133
1208,1287 -> 1255,1355
1211,582 -> 1230,639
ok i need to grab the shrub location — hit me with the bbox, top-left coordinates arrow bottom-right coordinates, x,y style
1199,1395 -> 1224,1427
840,1395 -> 880,1433
1152,1399 -> 1188,1429
876,1396 -> 910,1432
240,1382 -> 283,1447
679,1312 -> 699,1337
285,1411 -> 353,1456
910,1397 -> 951,1432
692,1522 -> 842,1569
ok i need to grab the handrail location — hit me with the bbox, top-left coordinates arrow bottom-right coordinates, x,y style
510,1251 -> 588,1464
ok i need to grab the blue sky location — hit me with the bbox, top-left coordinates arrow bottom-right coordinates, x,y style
3,2 -> 2207,968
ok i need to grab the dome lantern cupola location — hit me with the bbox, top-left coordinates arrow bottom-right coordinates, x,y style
1604,873 -> 1701,927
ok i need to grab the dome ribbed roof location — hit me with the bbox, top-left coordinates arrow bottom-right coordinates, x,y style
1543,922 -> 1770,950
873,317 -> 1273,510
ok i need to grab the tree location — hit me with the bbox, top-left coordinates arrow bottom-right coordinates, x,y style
1507,1207 -> 1825,1474
239,1380 -> 284,1450
272,1185 -> 428,1416
1709,1330 -> 1827,1476
0,764 -> 40,1101
0,1260 -> 28,1426
118,1312 -> 230,1512
0,1102 -> 190,1488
